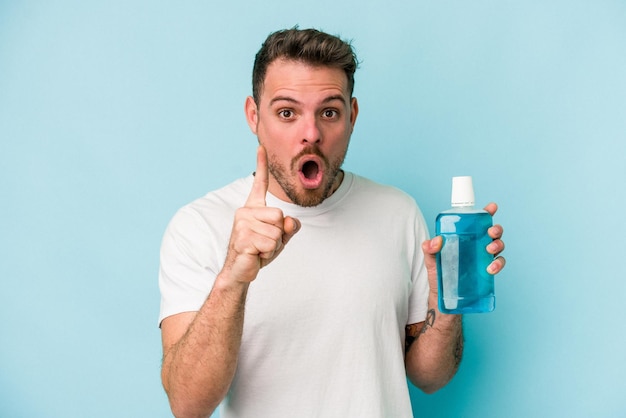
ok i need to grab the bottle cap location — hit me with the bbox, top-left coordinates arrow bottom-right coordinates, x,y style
451,176 -> 475,207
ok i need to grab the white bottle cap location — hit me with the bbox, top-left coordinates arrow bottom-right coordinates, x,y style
451,176 -> 475,207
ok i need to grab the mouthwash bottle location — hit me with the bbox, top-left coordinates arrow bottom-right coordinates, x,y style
436,176 -> 495,314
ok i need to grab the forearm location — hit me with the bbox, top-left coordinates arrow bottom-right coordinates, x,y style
162,275 -> 249,418
405,292 -> 464,394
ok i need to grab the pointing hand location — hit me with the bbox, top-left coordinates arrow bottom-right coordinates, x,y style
224,146 -> 300,284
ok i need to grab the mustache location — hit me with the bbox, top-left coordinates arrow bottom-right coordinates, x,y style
290,146 -> 329,169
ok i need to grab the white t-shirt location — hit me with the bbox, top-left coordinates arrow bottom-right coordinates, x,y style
159,172 -> 430,418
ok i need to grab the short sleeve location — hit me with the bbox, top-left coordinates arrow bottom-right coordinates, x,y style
406,204 -> 431,325
158,206 -> 222,325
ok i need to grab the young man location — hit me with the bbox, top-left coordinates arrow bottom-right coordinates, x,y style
158,28 -> 506,418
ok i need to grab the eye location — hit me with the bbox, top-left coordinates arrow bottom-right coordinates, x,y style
278,109 -> 294,119
322,109 -> 339,119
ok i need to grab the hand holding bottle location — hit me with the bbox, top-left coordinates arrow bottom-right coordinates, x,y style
422,177 -> 506,314
422,204 -> 505,279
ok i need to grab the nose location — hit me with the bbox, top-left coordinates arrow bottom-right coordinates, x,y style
301,115 -> 321,145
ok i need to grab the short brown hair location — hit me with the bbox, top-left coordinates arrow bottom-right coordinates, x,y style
252,28 -> 359,104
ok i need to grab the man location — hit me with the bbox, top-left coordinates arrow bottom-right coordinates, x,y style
158,28 -> 506,418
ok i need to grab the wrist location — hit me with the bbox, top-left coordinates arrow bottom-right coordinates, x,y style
427,294 -> 462,324
213,272 -> 251,296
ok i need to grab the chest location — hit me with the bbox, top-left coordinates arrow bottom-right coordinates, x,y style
243,218 -> 414,338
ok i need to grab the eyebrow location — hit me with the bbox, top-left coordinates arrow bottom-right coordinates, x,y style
269,94 -> 347,107
269,96 -> 299,106
322,95 -> 347,105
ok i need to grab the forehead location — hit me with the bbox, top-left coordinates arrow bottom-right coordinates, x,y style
260,59 -> 350,102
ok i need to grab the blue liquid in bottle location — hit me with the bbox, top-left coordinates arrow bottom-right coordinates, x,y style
436,177 -> 495,314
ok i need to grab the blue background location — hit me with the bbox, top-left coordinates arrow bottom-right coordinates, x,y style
1,1 -> 625,417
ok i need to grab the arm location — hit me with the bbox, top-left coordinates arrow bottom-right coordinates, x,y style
160,146 -> 300,417
161,279 -> 247,417
405,203 -> 505,393
404,299 -> 463,394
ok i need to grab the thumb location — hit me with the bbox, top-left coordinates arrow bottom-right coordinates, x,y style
246,145 -> 269,207
282,216 -> 301,245
422,236 -> 443,276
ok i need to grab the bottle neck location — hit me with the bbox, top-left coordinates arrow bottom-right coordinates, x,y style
444,205 -> 486,214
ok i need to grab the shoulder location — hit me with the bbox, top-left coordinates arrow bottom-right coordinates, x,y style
164,176 -> 252,241
175,176 -> 251,219
190,176 -> 251,215
348,173 -> 419,209
344,173 -> 428,236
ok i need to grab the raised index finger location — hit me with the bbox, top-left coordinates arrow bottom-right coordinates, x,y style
246,145 -> 269,207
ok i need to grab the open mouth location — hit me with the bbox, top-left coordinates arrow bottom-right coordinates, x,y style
301,160 -> 320,180
297,156 -> 324,189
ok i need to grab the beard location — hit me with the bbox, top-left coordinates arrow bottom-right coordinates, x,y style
267,146 -> 347,207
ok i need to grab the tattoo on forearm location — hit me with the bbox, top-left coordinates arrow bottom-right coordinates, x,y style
422,309 -> 436,334
405,309 -> 436,353
405,309 -> 464,377
405,325 -> 417,353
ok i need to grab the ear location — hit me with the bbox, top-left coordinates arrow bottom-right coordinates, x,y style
245,96 -> 259,135
349,97 -> 359,130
